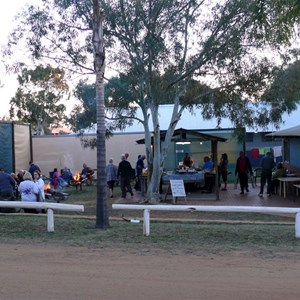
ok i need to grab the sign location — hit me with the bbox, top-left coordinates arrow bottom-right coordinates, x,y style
170,180 -> 186,197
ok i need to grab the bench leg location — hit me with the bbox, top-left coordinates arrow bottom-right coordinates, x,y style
47,209 -> 55,232
296,213 -> 300,238
143,209 -> 150,236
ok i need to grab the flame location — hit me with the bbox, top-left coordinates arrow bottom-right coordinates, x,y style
44,182 -> 51,191
73,172 -> 81,182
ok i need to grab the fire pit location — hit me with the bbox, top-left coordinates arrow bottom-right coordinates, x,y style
70,172 -> 84,191
44,182 -> 69,203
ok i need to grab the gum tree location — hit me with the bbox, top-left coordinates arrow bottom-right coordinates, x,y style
9,64 -> 68,135
3,0 -> 300,205
96,0 -> 300,202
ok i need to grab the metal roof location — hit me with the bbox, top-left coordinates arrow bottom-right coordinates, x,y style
136,128 -> 227,144
266,125 -> 300,137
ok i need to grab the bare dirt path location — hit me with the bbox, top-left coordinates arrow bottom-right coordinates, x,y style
1,243 -> 300,300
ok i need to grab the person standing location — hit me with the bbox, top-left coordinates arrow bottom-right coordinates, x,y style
201,156 -> 215,193
219,153 -> 228,191
235,151 -> 253,195
106,158 -> 118,198
33,170 -> 45,202
28,161 -> 41,178
135,155 -> 146,191
258,151 -> 276,197
19,171 -> 39,202
182,153 -> 194,168
117,154 -> 134,199
19,171 -> 39,213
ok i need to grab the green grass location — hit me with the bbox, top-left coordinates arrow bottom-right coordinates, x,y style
62,184 -> 295,223
1,214 -> 300,257
1,183 -> 299,256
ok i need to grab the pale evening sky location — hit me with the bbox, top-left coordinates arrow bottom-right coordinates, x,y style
0,0 -> 40,118
0,1 -> 299,131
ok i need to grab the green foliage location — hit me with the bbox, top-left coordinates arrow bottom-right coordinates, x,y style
3,0 -> 300,200
67,80 -> 96,131
4,0 -> 300,132
9,64 -> 68,135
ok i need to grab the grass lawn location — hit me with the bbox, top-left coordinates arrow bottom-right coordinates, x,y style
0,214 -> 300,256
1,183 -> 300,255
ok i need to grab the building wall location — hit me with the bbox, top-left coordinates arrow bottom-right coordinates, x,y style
162,129 -> 243,176
32,129 -> 243,177
245,132 -> 283,168
290,138 -> 300,167
32,133 -> 145,176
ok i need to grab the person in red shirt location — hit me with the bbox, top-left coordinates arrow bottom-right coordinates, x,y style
235,151 -> 253,194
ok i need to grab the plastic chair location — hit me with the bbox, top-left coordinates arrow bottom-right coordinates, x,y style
253,167 -> 262,187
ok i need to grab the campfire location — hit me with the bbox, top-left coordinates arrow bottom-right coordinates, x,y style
71,171 -> 83,191
44,182 -> 51,192
43,182 -> 69,203
73,172 -> 81,182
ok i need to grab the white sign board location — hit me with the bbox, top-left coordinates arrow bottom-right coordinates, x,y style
170,180 -> 186,197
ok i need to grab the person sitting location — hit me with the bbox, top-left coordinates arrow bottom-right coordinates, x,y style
0,168 -> 17,212
61,167 -> 73,184
11,173 -> 20,198
182,153 -> 194,168
52,168 -> 60,189
81,163 -> 94,185
270,162 -> 286,194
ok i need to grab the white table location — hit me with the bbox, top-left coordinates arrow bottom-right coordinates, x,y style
278,177 -> 300,198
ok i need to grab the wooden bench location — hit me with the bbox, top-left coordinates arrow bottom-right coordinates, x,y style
112,204 -> 300,238
0,201 -> 84,232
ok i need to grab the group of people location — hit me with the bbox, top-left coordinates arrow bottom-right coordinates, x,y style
0,161 -> 45,212
0,160 -> 96,212
235,150 -> 285,197
181,150 -> 283,197
49,163 -> 94,189
181,152 -> 223,193
106,153 -> 146,199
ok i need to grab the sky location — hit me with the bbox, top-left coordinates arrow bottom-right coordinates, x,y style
0,1 -> 299,131
0,0 -> 40,118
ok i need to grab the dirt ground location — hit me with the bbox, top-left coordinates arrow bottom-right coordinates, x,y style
1,243 -> 300,300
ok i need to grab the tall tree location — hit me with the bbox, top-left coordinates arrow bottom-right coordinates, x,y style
92,0 -> 109,228
99,0 -> 300,202
3,0 -> 300,205
9,64 -> 68,135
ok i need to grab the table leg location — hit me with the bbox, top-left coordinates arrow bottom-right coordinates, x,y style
164,183 -> 171,201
